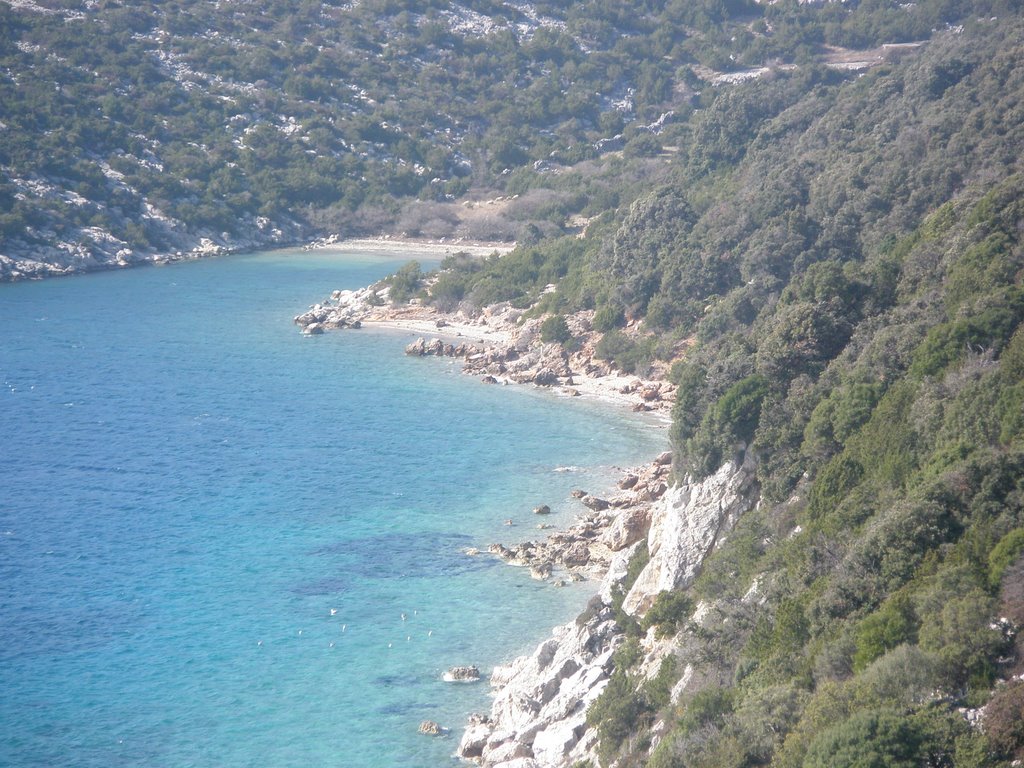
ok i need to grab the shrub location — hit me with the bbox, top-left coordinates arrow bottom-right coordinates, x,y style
593,302 -> 626,332
587,668 -> 645,764
641,656 -> 679,711
852,593 -> 918,672
917,588 -> 1006,688
540,314 -> 572,344
687,374 -> 770,473
709,374 -> 769,446
807,454 -> 864,522
989,528 -> 1024,589
851,645 -> 938,710
910,288 -> 1024,378
428,270 -> 468,310
803,708 -> 922,768
595,330 -> 657,374
385,260 -> 423,304
641,590 -> 694,639
745,597 -> 811,674
804,382 -> 883,454
677,687 -> 736,737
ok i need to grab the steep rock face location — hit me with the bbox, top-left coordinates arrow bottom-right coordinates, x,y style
458,608 -> 621,767
460,454 -> 761,767
623,450 -> 759,616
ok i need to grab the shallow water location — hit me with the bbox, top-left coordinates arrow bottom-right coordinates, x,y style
0,248 -> 666,767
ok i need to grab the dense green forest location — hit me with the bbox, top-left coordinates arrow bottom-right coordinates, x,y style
410,7 -> 1024,767
5,0 -> 1024,765
1,0 -> 1012,276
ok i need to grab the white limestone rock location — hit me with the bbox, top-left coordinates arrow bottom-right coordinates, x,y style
459,608 -> 620,766
531,712 -> 587,765
623,451 -> 758,616
600,505 -> 651,551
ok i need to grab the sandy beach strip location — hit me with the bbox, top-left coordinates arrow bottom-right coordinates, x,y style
309,236 -> 516,258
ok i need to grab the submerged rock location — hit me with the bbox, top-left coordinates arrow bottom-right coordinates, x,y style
444,665 -> 482,682
418,720 -> 447,736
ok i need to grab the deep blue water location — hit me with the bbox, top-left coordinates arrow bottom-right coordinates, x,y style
0,248 -> 666,767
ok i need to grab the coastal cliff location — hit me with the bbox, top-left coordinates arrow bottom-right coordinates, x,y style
457,455 -> 760,767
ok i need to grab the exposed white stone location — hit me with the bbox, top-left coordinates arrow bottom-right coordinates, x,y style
623,451 -> 758,616
459,608 -> 621,766
598,539 -> 642,604
670,663 -> 696,704
532,712 -> 587,765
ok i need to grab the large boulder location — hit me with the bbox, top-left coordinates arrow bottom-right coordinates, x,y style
600,506 -> 652,551
444,665 -> 482,682
532,367 -> 559,386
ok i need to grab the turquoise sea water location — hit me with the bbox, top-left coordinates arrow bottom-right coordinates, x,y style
0,248 -> 666,767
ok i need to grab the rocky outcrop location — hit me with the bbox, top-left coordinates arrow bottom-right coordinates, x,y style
623,449 -> 759,616
599,505 -> 652,552
485,458 -> 672,581
419,720 -> 448,736
294,286 -> 383,330
457,605 -> 621,767
404,336 -> 483,358
461,453 -> 761,767
2,218 -> 298,283
445,665 -> 482,682
295,283 -> 677,416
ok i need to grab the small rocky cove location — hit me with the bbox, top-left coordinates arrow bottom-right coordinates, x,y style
295,278 -> 762,767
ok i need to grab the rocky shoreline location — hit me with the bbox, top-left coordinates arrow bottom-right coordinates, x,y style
483,452 -> 672,584
0,232 -> 511,283
293,271 -> 762,768
293,283 -> 677,417
0,220 -> 302,282
456,452 -> 761,767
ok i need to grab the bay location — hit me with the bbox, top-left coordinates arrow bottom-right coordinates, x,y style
0,248 -> 665,767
